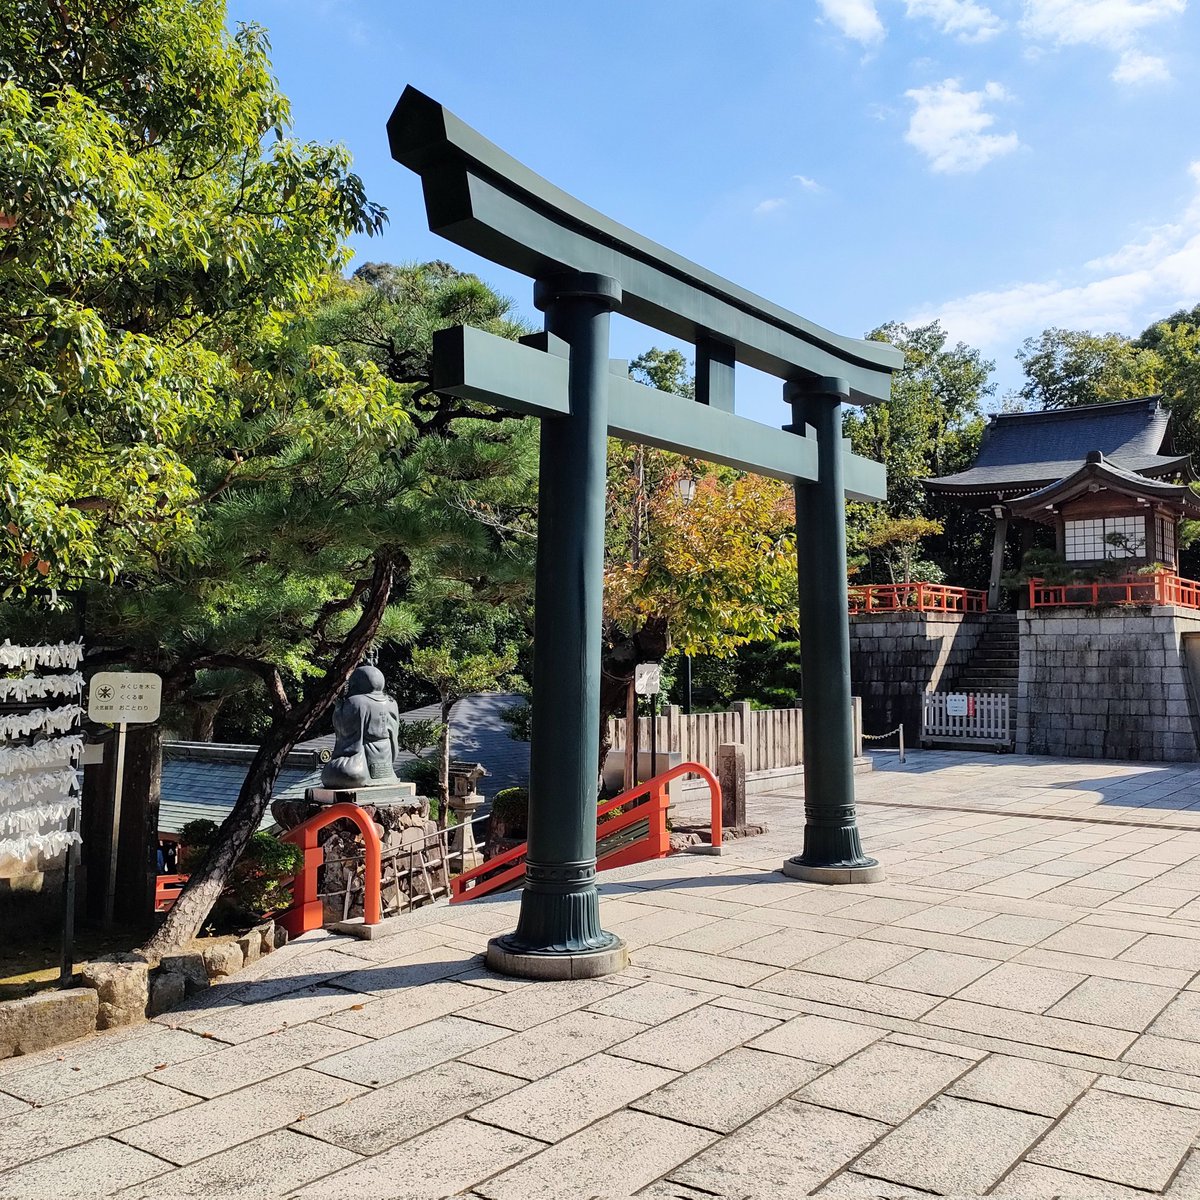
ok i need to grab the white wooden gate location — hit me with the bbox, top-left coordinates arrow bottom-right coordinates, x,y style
922,692 -> 1012,750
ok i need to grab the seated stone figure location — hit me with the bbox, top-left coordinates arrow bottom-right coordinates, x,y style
320,665 -> 401,789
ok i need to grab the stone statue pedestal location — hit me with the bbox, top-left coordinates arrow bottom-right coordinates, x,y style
271,781 -> 419,831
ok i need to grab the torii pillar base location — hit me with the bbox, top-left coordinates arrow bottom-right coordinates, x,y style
486,935 -> 629,981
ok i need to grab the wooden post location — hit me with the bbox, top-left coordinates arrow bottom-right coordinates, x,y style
717,742 -> 746,830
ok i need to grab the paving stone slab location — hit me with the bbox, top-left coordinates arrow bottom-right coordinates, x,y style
995,1162 -> 1167,1197
923,998 -> 1137,1058
1036,926 -> 1147,955
1029,1088 -> 1200,1190
471,1051 -> 677,1141
1147,990 -> 1200,1041
963,914 -> 1066,944
585,981 -> 711,1025
609,1001 -> 779,1072
812,1171 -> 947,1198
870,947 -> 999,996
1123,1032 -> 1200,1077
0,1025 -> 216,1105
150,1019 -> 367,1098
115,1128 -> 360,1198
748,1014 -> 884,1065
293,1117 -> 540,1199
113,1066 -> 364,1165
608,908 -> 720,950
297,1060 -> 522,1154
796,1040 -> 972,1123
953,960 -> 1085,1013
174,984 -> 363,1045
317,978 -> 487,1040
312,947 -> 480,997
475,1109 -> 718,1200
632,1046 -> 824,1132
725,926 -> 847,967
460,1009 -> 646,1079
753,969 -> 939,1020
660,917 -> 780,954
946,1052 -> 1094,1117
851,1095 -> 1049,1194
1048,976 -> 1177,1032
1121,933 -> 1200,971
1018,946 -> 1192,988
632,944 -> 780,986
452,976 -> 628,1031
0,1137 -> 167,1200
312,1014 -> 509,1087
0,1076 -> 197,1172
669,1099 -> 887,1197
796,939 -> 921,982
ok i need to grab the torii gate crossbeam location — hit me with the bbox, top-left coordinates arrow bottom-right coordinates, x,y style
389,87 -> 900,979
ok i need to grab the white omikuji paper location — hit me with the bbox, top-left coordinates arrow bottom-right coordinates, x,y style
0,644 -> 84,869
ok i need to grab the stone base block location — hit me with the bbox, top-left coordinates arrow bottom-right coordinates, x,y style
0,988 -> 98,1059
485,936 -> 629,980
781,859 -> 885,885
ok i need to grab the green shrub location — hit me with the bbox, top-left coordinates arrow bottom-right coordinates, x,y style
179,822 -> 302,923
490,786 -> 528,838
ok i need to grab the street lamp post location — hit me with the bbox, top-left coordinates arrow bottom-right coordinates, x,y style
673,474 -> 697,714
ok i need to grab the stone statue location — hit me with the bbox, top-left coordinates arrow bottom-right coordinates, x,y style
321,665 -> 401,789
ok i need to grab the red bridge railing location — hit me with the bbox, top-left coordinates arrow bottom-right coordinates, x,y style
849,582 -> 987,614
1029,572 -> 1200,611
450,762 -> 722,904
279,801 -> 382,936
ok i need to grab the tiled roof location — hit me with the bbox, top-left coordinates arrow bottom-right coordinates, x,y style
159,691 -> 530,833
925,397 -> 1191,495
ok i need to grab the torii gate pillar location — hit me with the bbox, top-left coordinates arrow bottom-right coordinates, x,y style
784,379 -> 883,884
487,273 -> 629,978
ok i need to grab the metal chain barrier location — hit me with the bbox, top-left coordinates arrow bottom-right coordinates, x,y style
862,725 -> 906,763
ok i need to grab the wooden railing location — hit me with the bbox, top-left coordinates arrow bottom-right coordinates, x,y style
450,762 -> 722,904
849,582 -> 987,614
1029,572 -> 1200,611
608,699 -> 863,777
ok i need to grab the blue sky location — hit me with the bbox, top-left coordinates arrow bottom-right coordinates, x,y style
227,0 -> 1200,424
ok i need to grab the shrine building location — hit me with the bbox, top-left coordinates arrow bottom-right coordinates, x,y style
849,398 -> 1200,763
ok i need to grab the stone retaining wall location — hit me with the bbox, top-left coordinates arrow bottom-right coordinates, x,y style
1018,606 -> 1200,761
0,920 -> 287,1061
850,612 -> 989,742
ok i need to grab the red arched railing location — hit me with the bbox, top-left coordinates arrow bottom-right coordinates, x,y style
279,802 -> 382,936
450,762 -> 722,904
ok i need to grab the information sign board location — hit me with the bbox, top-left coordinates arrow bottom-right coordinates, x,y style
634,663 -> 662,696
88,672 -> 162,724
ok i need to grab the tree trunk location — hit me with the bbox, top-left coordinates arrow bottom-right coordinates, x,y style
436,697 -> 453,832
141,555 -> 395,959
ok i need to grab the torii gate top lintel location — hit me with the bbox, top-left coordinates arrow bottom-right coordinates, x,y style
387,85 -> 902,407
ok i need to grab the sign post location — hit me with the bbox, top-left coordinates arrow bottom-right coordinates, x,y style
635,664 -> 663,782
88,672 -> 162,928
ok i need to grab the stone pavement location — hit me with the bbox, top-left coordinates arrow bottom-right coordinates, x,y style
5,750 -> 1200,1197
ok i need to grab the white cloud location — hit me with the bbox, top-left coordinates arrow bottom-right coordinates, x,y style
1020,0 -> 1184,82
905,0 -> 1004,42
817,0 -> 886,44
1020,0 -> 1185,48
753,197 -> 787,216
792,174 -> 824,192
904,79 -> 1020,173
911,161 -> 1200,348
1112,48 -> 1171,82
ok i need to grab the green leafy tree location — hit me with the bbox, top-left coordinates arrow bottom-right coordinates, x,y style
844,321 -> 992,586
0,1 -> 384,592
1016,328 -> 1162,410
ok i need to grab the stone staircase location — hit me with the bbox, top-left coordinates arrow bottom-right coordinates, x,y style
954,613 -> 1019,696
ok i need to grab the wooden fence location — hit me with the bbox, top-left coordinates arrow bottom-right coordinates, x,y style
608,699 -> 863,776
921,691 -> 1011,749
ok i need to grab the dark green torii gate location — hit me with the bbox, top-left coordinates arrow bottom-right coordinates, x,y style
389,87 -> 901,979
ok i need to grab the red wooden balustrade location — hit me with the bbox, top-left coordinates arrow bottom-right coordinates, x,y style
1029,572 -> 1200,611
450,762 -> 723,904
849,582 -> 987,615
278,801 -> 382,936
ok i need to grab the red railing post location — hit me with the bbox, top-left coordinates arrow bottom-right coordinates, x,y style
279,801 -> 382,936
